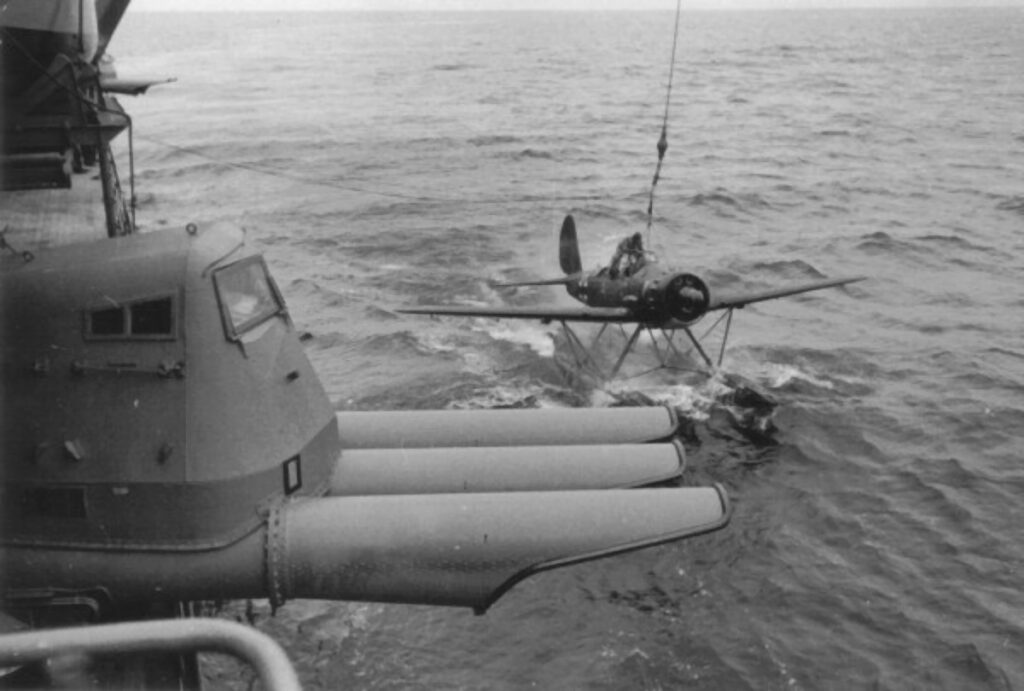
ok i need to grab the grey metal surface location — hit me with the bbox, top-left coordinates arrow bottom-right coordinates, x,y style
1,486 -> 729,613
282,486 -> 729,613
330,441 -> 685,495
1,225 -> 339,550
335,406 -> 679,449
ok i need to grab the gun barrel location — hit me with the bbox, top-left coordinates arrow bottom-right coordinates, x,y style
335,406 -> 678,449
282,487 -> 729,613
1,486 -> 728,613
330,441 -> 685,495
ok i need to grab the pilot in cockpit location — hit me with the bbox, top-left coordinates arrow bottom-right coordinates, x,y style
608,232 -> 646,279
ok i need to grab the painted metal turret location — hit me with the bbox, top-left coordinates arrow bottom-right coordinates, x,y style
1,225 -> 337,551
1,224 -> 729,619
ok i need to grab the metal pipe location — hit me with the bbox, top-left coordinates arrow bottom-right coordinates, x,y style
0,618 -> 300,691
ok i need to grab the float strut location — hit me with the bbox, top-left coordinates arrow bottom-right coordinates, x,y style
660,328 -> 688,365
561,321 -> 604,380
683,326 -> 714,370
717,308 -> 734,368
610,324 -> 645,378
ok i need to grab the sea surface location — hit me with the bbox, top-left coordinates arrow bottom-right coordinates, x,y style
108,8 -> 1023,690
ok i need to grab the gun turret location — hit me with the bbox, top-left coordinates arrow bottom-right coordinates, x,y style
1,224 -> 729,624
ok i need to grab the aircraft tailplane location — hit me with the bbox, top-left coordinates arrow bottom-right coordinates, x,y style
493,276 -> 578,288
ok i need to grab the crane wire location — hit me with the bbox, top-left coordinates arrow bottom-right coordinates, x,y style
645,0 -> 685,245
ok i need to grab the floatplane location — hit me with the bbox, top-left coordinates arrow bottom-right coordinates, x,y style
400,214 -> 865,385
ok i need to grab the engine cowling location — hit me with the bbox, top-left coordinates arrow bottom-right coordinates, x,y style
661,273 -> 711,324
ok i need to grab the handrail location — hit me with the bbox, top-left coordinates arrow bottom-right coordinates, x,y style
0,618 -> 301,691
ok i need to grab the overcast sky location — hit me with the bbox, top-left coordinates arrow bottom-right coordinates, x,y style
131,0 -> 1024,11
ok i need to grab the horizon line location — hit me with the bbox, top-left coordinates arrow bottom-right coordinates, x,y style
131,3 -> 1024,11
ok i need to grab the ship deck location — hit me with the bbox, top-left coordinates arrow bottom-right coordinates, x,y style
1,170 -> 109,257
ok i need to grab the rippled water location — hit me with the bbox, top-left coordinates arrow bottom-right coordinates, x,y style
108,8 -> 1024,689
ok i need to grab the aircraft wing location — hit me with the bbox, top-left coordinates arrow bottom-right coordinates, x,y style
398,304 -> 635,323
709,276 -> 865,311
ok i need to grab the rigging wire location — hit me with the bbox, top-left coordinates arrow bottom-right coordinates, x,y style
138,134 -> 440,203
135,134 -> 609,207
645,0 -> 685,245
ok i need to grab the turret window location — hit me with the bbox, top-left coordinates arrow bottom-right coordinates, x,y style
85,296 -> 176,340
131,297 -> 174,335
213,257 -> 285,339
89,306 -> 126,335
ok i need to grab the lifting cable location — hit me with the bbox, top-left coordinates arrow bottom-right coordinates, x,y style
645,0 -> 685,243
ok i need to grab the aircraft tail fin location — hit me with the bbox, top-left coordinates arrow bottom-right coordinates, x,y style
491,214 -> 582,288
559,214 -> 583,276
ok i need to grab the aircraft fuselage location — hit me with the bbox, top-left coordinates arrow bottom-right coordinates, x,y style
569,261 -> 712,328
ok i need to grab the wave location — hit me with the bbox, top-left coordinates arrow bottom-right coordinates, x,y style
745,258 -> 827,279
468,319 -> 556,358
467,135 -> 523,146
688,189 -> 773,216
739,346 -> 879,396
912,233 -> 1000,254
445,384 -> 576,410
995,195 -> 1024,216
432,62 -> 478,71
511,148 -> 554,161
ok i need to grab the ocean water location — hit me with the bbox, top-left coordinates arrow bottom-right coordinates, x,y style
107,8 -> 1024,689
